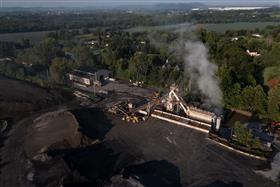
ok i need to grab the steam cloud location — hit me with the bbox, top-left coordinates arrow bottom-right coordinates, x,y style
184,41 -> 222,109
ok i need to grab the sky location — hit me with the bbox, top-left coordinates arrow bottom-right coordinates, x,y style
0,0 -> 279,7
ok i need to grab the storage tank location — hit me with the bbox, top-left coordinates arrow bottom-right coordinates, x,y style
215,117 -> 222,132
188,108 -> 213,124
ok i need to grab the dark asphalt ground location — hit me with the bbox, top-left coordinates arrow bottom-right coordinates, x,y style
0,106 -> 277,187
103,116 -> 276,187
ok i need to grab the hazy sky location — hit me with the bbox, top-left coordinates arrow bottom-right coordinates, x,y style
1,0 -> 279,7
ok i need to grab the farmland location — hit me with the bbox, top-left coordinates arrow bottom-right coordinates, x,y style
1,21 -> 280,43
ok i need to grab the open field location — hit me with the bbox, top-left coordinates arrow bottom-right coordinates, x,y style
0,31 -> 52,43
124,22 -> 194,33
125,22 -> 280,33
197,22 -> 280,33
1,22 -> 280,43
0,28 -> 98,43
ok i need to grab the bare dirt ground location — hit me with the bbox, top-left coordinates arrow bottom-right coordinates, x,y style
0,107 -> 78,187
0,75 -> 71,119
0,76 -> 75,187
24,110 -> 81,158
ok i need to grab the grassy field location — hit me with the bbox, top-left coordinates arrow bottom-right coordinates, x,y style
0,30 -> 52,43
124,22 -> 194,33
0,27 -> 98,43
197,22 -> 280,33
126,22 -> 280,33
0,22 -> 280,43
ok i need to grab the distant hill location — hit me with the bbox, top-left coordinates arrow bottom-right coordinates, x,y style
0,3 -> 208,12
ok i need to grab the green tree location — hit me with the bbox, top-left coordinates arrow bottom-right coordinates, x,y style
267,87 -> 280,121
253,85 -> 267,115
50,58 -> 74,84
101,49 -> 116,67
115,58 -> 129,79
263,66 -> 280,86
128,54 -> 152,82
72,46 -> 95,66
241,85 -> 267,114
0,41 -> 16,58
262,43 -> 280,66
251,137 -> 263,150
35,37 -> 62,65
233,121 -> 252,147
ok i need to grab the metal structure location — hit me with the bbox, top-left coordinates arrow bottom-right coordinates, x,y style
108,102 -> 144,124
107,85 -> 222,132
154,85 -> 223,132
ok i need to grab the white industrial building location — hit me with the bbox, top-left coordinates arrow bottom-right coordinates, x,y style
68,69 -> 112,87
246,49 -> 261,57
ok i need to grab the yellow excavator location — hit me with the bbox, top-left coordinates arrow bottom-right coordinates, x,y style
108,105 -> 142,123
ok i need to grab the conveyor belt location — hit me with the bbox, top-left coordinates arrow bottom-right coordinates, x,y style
151,109 -> 212,133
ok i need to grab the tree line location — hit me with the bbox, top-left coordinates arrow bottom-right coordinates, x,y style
0,8 -> 279,33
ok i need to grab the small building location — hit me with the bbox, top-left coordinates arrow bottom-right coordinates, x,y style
84,40 -> 99,46
140,41 -> 146,45
252,33 -> 263,38
231,37 -> 239,41
0,57 -> 12,62
267,78 -> 279,88
246,49 -> 261,57
68,69 -> 112,87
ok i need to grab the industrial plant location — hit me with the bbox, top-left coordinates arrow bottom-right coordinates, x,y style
106,84 -> 273,160
1,2 -> 280,186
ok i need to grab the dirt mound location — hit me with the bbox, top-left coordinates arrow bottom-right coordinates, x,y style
0,76 -> 71,119
71,108 -> 114,140
24,111 -> 82,158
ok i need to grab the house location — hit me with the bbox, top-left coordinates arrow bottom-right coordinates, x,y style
267,78 -> 279,88
84,40 -> 99,46
231,37 -> 239,41
140,41 -> 146,45
252,33 -> 263,38
0,57 -> 12,62
68,69 -> 112,87
246,49 -> 261,57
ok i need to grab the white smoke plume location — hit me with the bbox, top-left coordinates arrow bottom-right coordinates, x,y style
184,41 -> 222,109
